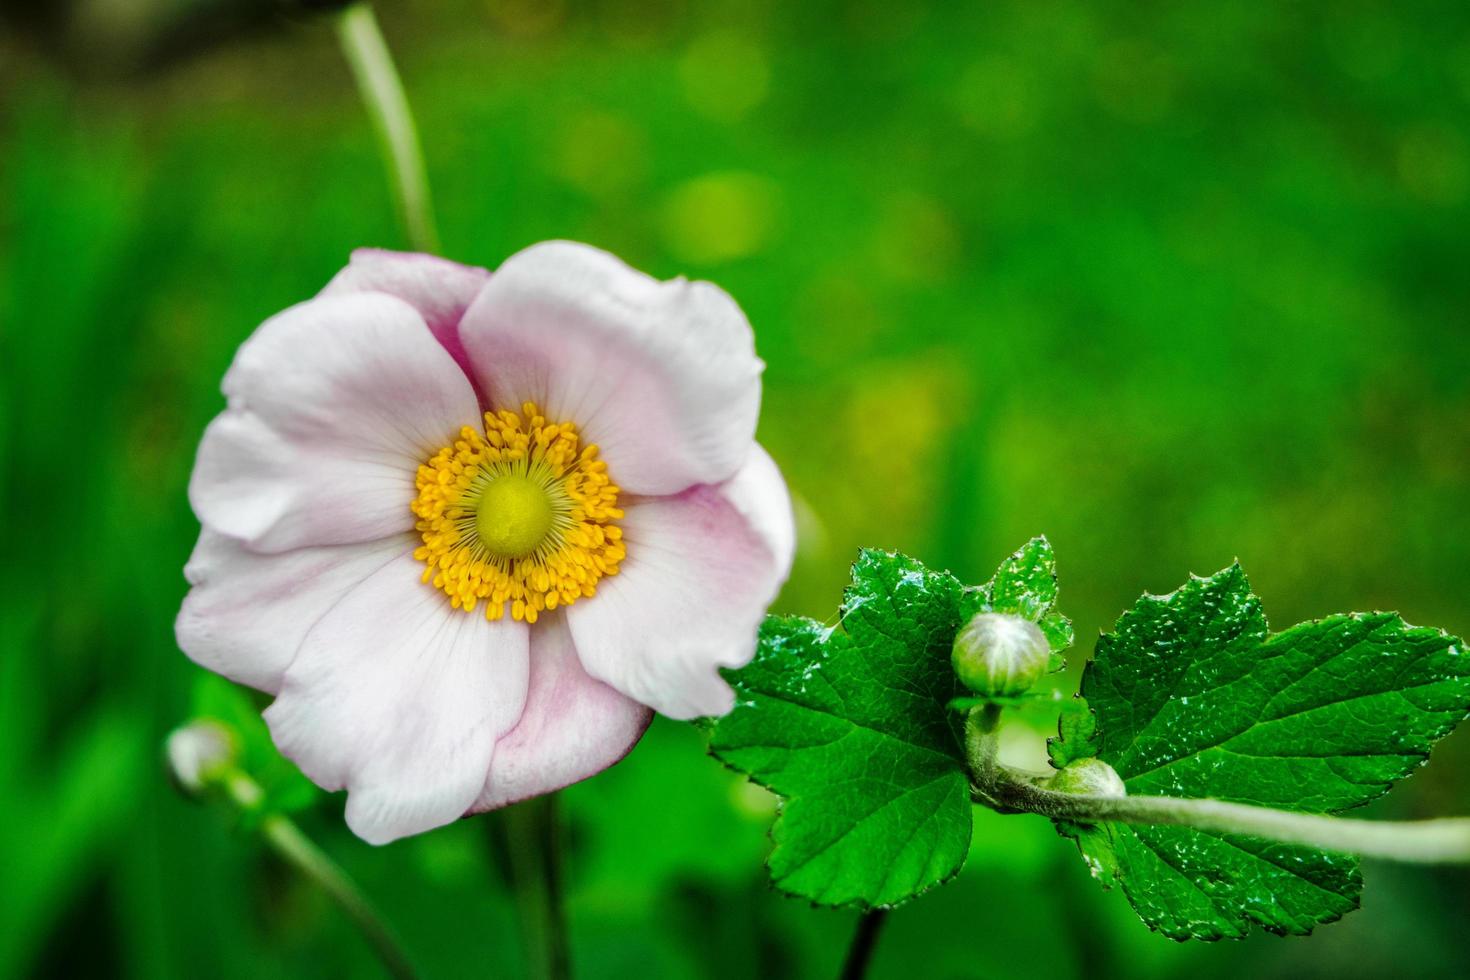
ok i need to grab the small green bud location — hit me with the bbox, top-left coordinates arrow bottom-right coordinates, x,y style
952,612 -> 1049,697
1050,757 -> 1126,797
166,720 -> 237,799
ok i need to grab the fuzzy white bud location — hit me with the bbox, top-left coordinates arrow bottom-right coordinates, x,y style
166,720 -> 237,798
951,612 -> 1049,697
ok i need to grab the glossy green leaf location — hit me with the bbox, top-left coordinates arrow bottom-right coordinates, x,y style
710,549 -> 972,908
1052,564 -> 1470,939
710,539 -> 1073,908
1069,819 -> 1362,941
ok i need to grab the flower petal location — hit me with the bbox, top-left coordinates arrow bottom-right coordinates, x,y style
264,553 -> 530,844
176,530 -> 412,694
459,241 -> 763,495
474,611 -> 652,811
190,291 -> 479,552
321,249 -> 490,377
565,445 -> 795,719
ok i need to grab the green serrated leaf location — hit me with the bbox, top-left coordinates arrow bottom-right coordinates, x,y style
709,550 -> 972,909
1070,821 -> 1361,940
1054,564 -> 1470,940
988,536 -> 1059,618
1047,698 -> 1098,770
1039,612 -> 1075,664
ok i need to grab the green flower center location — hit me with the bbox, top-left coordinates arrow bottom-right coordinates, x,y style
474,473 -> 557,560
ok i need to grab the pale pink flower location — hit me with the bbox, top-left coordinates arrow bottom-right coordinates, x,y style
177,242 -> 794,843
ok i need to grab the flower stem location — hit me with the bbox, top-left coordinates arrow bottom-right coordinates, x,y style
978,766 -> 1470,864
334,1 -> 441,253
504,795 -> 571,980
838,909 -> 889,980
963,702 -> 1003,784
221,772 -> 417,979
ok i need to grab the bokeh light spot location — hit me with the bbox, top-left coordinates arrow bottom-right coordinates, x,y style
659,171 -> 779,265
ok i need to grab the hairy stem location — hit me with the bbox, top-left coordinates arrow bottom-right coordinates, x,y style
979,766 -> 1470,865
335,2 -> 441,252
963,703 -> 1003,784
504,795 -> 571,980
222,773 -> 416,979
838,909 -> 889,980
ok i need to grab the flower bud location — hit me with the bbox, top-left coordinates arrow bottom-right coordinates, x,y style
951,612 -> 1049,697
166,720 -> 237,799
1050,757 -> 1126,797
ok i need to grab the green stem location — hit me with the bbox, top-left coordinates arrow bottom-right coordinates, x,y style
978,766 -> 1470,865
261,816 -> 418,979
221,773 -> 416,979
838,909 -> 889,980
334,2 -> 441,253
963,702 -> 1003,785
504,795 -> 571,980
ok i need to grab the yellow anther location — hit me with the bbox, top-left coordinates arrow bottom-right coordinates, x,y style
411,402 -> 624,623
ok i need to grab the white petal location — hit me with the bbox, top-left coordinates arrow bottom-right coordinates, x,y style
459,241 -> 762,495
320,249 -> 490,378
190,291 -> 478,552
566,445 -> 795,719
176,530 -> 412,694
264,553 -> 530,844
474,611 -> 652,811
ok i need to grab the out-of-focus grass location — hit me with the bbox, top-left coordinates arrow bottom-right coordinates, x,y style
2,0 -> 1469,977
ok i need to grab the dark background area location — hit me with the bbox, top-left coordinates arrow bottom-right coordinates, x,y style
3,0 -> 1469,976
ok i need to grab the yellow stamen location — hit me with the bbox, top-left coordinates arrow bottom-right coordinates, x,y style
411,401 -> 626,623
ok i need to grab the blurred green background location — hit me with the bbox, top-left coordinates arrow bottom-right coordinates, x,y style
4,0 -> 1470,976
